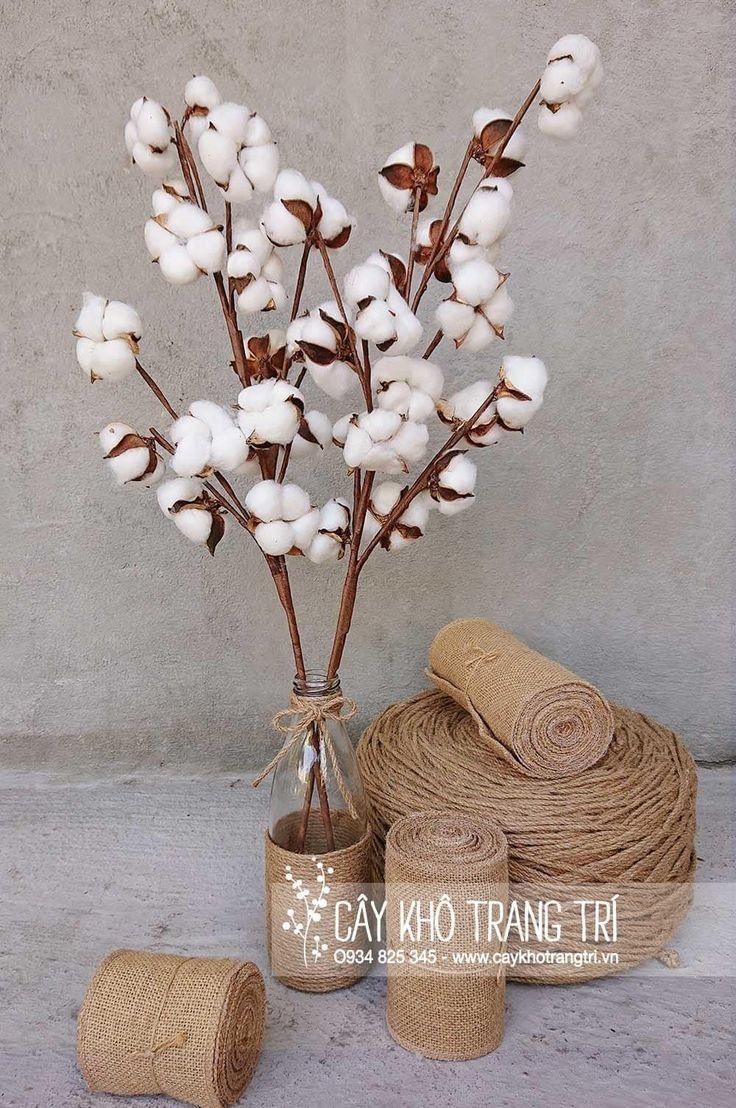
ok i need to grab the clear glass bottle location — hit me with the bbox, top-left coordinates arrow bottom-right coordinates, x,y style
269,673 -> 368,854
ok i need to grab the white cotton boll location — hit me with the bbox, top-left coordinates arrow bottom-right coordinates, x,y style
231,453 -> 260,477
436,298 -> 475,340
290,507 -> 320,552
232,222 -> 273,264
165,202 -> 213,240
256,402 -> 300,445
452,258 -> 500,306
170,415 -> 209,444
261,254 -> 283,282
273,169 -> 317,206
280,483 -> 311,522
318,194 -> 352,242
90,338 -> 137,381
207,101 -> 251,142
134,100 -> 171,148
343,425 -> 373,469
187,228 -> 226,273
172,434 -> 212,477
261,201 -> 306,247
484,284 -> 514,327
271,381 -> 303,405
243,112 -> 272,146
241,142 -> 279,193
75,292 -> 106,342
320,498 -> 350,533
307,360 -> 354,400
497,355 -> 548,429
132,143 -> 178,179
344,263 -> 391,307
254,520 -> 294,556
188,400 -> 233,435
361,409 -> 403,442
540,58 -> 586,104
300,314 -> 338,353
245,479 -> 283,522
159,244 -> 202,285
448,238 -> 493,269
101,300 -> 142,340
108,446 -> 152,485
331,414 -> 354,446
238,379 -> 276,413
157,477 -> 203,515
371,481 -> 402,516
265,281 -> 286,312
355,300 -> 397,345
185,76 -> 221,112
222,163 -> 255,203
442,380 -> 494,423
538,100 -> 582,139
459,182 -> 513,246
548,34 -> 601,80
76,338 -> 96,375
209,427 -> 250,471
174,506 -> 213,545
140,457 -> 166,487
462,315 -> 495,353
408,358 -> 443,398
234,277 -> 270,312
440,453 -> 477,495
306,532 -> 342,564
144,218 -> 176,260
377,380 -> 412,415
99,421 -> 135,455
389,305 -> 423,355
290,410 -> 333,459
392,420 -> 429,464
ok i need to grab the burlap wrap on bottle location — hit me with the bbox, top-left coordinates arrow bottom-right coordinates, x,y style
266,811 -> 373,992
428,618 -> 613,777
77,950 -> 265,1108
385,811 -> 508,1060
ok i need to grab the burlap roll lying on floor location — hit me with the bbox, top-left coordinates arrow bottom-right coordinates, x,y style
358,692 -> 697,984
428,619 -> 614,777
77,950 -> 265,1107
386,811 -> 508,1060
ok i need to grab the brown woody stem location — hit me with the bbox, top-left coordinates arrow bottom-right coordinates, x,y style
422,329 -> 444,359
326,471 -> 374,679
315,234 -> 372,408
404,187 -> 422,300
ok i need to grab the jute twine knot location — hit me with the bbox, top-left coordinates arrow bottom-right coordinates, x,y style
252,693 -> 359,819
130,1030 -> 188,1060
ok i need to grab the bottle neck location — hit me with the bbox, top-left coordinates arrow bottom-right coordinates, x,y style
292,672 -> 341,698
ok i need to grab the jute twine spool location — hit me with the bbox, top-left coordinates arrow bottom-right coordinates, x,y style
358,692 -> 697,984
265,810 -> 372,992
77,950 -> 265,1108
428,619 -> 614,777
386,811 -> 508,1060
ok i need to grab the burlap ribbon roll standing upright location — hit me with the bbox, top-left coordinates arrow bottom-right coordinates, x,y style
385,811 -> 508,1060
77,950 -> 265,1108
428,619 -> 613,777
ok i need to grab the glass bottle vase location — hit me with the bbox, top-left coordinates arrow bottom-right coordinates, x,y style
269,673 -> 368,854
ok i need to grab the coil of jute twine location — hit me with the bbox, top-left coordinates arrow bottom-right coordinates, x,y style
77,950 -> 265,1108
265,811 -> 373,992
357,692 -> 697,985
386,811 -> 509,1060
253,693 -> 360,820
428,619 -> 614,778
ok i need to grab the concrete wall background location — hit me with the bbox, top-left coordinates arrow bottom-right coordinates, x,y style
1,0 -> 733,770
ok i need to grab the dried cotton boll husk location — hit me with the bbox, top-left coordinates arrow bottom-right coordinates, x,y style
379,142 -> 439,214
538,100 -> 583,139
472,107 -> 527,163
496,355 -> 548,429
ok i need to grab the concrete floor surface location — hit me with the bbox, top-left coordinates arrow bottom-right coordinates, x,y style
0,769 -> 733,1108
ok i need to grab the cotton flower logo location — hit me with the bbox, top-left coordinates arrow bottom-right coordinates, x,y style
281,859 -> 334,967
379,143 -> 439,213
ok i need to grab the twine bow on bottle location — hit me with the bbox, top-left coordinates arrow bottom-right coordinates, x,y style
252,693 -> 359,818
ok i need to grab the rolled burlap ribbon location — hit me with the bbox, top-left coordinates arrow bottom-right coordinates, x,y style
428,618 -> 613,777
266,810 -> 373,992
358,691 -> 697,984
77,950 -> 265,1108
385,811 -> 508,1060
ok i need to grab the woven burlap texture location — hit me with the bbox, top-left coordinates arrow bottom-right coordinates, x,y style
428,619 -> 614,778
77,950 -> 265,1108
385,811 -> 508,1060
266,812 -> 373,992
358,692 -> 696,985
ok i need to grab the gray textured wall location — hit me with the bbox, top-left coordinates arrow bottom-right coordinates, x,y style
2,0 -> 733,770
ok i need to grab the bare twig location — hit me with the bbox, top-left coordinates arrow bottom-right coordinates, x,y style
403,186 -> 423,300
